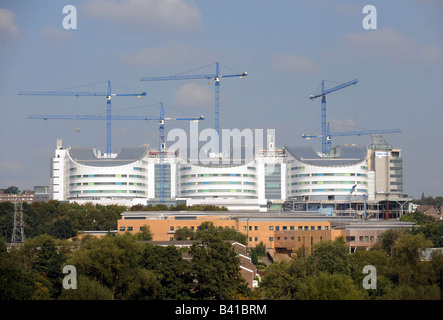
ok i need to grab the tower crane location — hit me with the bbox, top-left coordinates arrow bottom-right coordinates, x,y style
308,79 -> 358,156
302,123 -> 401,153
140,62 -> 247,138
19,80 -> 147,156
28,103 -> 204,204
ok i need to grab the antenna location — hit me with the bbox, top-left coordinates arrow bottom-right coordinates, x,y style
11,201 -> 26,245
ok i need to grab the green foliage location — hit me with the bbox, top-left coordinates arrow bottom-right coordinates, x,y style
295,272 -> 367,300
1,186 -> 20,194
187,237 -> 251,300
306,236 -> 356,276
414,194 -> 443,206
175,221 -> 247,245
141,244 -> 191,299
59,275 -> 113,300
135,225 -> 153,241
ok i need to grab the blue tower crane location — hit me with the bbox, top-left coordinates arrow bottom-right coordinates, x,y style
308,79 -> 358,156
140,62 -> 247,138
28,103 -> 204,203
19,80 -> 147,156
302,123 -> 401,153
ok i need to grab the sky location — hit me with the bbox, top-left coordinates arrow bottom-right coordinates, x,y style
0,0 -> 442,199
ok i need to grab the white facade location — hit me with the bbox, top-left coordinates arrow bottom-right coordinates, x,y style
50,139 -> 400,211
286,145 -> 370,202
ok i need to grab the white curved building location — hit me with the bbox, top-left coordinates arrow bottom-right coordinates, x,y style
285,145 -> 369,202
49,136 -> 403,215
53,145 -> 150,201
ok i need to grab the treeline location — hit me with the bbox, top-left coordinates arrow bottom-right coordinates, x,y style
1,225 -> 442,300
0,201 -> 228,242
414,194 -> 443,206
0,231 -> 250,300
0,201 -> 126,241
258,231 -> 443,300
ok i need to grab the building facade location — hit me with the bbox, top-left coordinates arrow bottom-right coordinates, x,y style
50,135 -> 407,217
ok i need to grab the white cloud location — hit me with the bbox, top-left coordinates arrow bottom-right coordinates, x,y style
173,82 -> 213,108
342,27 -> 443,67
269,54 -> 321,74
82,0 -> 203,32
0,8 -> 21,48
121,42 -> 216,67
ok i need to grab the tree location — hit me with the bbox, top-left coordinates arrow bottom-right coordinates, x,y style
187,238 -> 250,299
66,234 -> 161,299
258,261 -> 299,299
306,236 -> 356,276
2,186 -> 20,194
136,224 -> 153,241
141,244 -> 191,299
174,226 -> 195,241
49,217 -> 77,239
295,272 -> 367,300
59,275 -> 113,300
390,232 -> 433,287
195,221 -> 247,245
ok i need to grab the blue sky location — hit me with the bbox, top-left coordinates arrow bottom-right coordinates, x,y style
0,0 -> 442,198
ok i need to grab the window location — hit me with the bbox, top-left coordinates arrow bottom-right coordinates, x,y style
311,226 -> 315,230
298,226 -> 303,231
359,236 -> 364,242
304,226 -> 308,230
170,226 -> 174,231
269,237 -> 274,242
283,226 -> 287,230
127,227 -> 133,232
254,226 -> 258,231
290,226 -> 294,230
276,226 -> 280,231
365,236 -> 369,242
370,236 -> 374,242
119,227 -> 125,232
269,226 -> 274,231
254,237 -> 258,242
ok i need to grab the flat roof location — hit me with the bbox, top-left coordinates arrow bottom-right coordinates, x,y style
120,211 -> 414,227
285,145 -> 367,167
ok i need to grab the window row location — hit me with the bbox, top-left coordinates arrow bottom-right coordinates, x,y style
180,173 -> 256,178
291,181 -> 367,186
181,189 -> 256,194
243,225 -> 329,231
181,181 -> 256,186
346,235 -> 380,242
70,190 -> 146,194
70,182 -> 145,186
69,174 -> 145,179
291,173 -> 367,178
